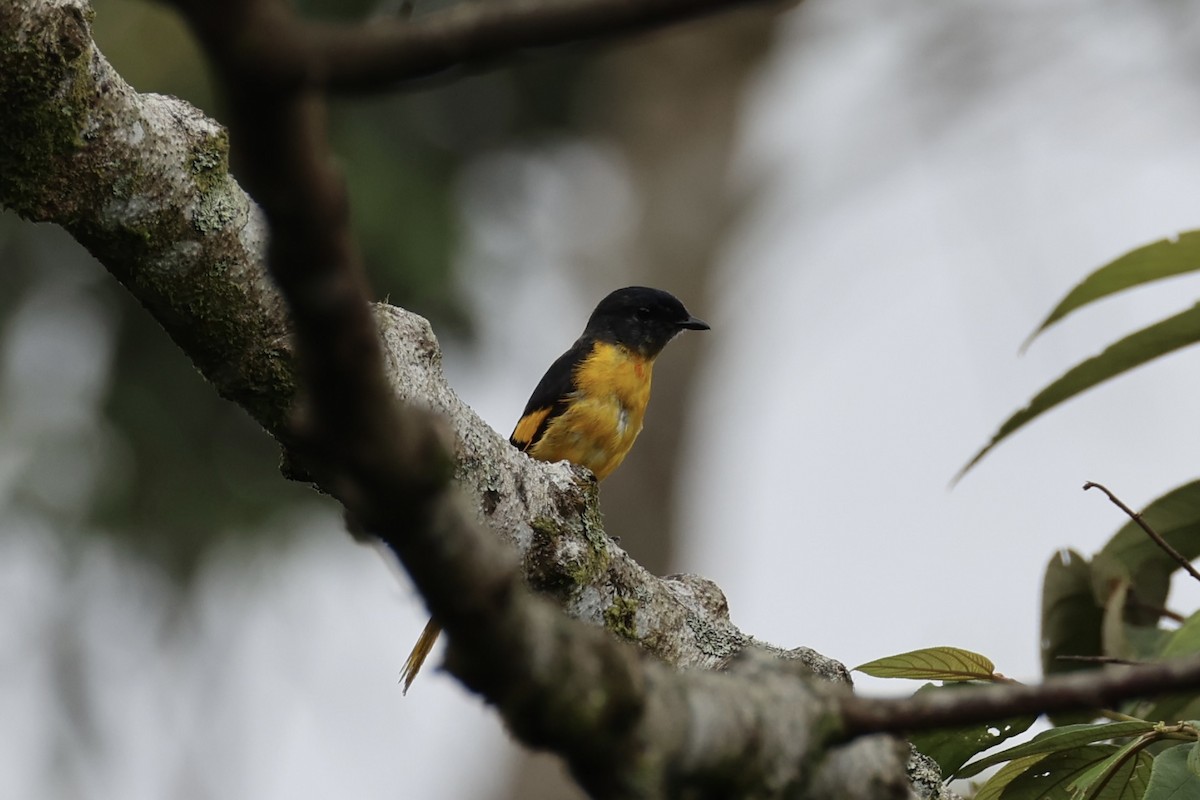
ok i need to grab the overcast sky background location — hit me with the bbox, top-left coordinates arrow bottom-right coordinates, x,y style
6,2 -> 1200,799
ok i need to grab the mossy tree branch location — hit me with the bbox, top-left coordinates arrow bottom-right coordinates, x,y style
1,0 -> 852,686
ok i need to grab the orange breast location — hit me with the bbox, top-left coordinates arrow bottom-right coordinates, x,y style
529,342 -> 653,481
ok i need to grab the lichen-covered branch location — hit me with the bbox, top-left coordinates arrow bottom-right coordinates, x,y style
0,0 -> 295,435
1,0 -> 851,688
163,0 -> 908,797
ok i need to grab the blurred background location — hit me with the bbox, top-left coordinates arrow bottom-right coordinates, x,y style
4,0 -> 1200,797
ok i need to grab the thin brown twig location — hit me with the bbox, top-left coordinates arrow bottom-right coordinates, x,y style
1083,481 -> 1200,585
1126,597 -> 1187,624
1055,655 -> 1146,666
840,655 -> 1200,736
312,0 -> 781,92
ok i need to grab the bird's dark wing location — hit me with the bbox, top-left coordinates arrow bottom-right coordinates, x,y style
509,337 -> 590,452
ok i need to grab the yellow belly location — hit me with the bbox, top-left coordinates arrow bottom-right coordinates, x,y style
529,342 -> 653,481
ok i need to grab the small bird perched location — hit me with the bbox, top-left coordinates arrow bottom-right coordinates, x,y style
400,286 -> 709,692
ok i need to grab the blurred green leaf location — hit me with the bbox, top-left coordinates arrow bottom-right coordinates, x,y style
1027,231 -> 1200,346
854,646 -> 995,681
957,722 -> 1158,779
1188,739 -> 1200,779
960,302 -> 1200,477
1042,550 -> 1105,724
1123,625 -> 1172,663
1160,611 -> 1200,660
1144,744 -> 1200,799
1101,580 -> 1134,660
1095,582 -> 1173,668
1129,619 -> 1200,723
906,684 -> 1036,778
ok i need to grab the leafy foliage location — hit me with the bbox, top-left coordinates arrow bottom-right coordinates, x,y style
960,231 -> 1200,478
993,744 -> 1153,800
885,231 -> 1200,797
956,722 -> 1159,780
1026,231 -> 1200,342
960,303 -> 1200,477
859,639 -> 1200,797
903,683 -> 1037,776
1142,744 -> 1200,799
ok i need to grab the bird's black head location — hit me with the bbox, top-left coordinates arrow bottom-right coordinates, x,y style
584,286 -> 709,358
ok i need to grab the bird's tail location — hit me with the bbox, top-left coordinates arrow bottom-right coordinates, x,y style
401,618 -> 442,694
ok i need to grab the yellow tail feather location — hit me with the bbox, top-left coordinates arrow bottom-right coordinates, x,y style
401,618 -> 442,694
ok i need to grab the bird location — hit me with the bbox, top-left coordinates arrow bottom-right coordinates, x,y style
399,286 -> 709,693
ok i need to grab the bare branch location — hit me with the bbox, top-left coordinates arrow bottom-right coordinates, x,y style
841,656 -> 1200,737
1084,481 -> 1200,585
159,0 -> 785,94
312,0 -> 786,92
1056,655 -> 1147,666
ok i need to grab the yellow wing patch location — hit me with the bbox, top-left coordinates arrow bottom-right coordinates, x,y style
511,406 -> 553,450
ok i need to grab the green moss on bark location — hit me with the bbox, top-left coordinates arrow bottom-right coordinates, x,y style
525,510 -> 612,601
0,2 -> 96,221
603,596 -> 638,641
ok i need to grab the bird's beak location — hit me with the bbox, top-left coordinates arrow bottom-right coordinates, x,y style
678,315 -> 710,331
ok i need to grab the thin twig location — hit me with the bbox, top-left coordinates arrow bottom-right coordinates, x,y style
313,0 -> 781,92
1126,597 -> 1186,624
1083,481 -> 1200,585
840,655 -> 1200,736
1056,655 -> 1146,666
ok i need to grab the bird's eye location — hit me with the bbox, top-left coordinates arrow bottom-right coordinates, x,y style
635,307 -> 652,321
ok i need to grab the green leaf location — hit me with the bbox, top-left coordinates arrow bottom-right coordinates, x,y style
1160,611 -> 1200,660
957,722 -> 1159,779
1094,581 -> 1169,666
1122,624 -> 1172,663
1188,740 -> 1200,779
1094,750 -> 1154,799
1144,743 -> 1200,799
998,745 -> 1151,800
972,754 -> 1051,800
1026,230 -> 1200,345
1069,735 -> 1153,799
1101,580 -> 1134,660
906,685 -> 1037,777
959,302 -> 1200,477
1042,550 -> 1104,693
853,647 -> 996,681
1094,480 -> 1200,623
